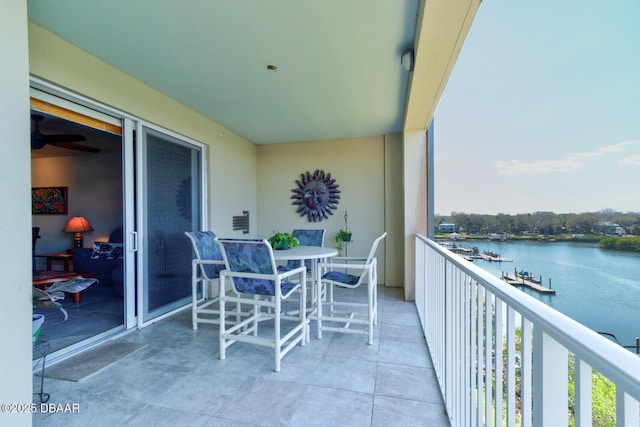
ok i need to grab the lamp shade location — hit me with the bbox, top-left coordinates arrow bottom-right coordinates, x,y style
63,216 -> 94,233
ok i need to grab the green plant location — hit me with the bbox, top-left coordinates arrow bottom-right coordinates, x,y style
335,229 -> 353,252
568,355 -> 616,427
268,231 -> 299,250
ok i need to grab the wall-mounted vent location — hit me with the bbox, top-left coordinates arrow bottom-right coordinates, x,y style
232,211 -> 249,234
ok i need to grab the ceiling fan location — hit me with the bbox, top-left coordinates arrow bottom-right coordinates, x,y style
31,114 -> 100,153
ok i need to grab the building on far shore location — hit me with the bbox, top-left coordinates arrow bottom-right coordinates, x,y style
599,221 -> 627,236
439,222 -> 456,233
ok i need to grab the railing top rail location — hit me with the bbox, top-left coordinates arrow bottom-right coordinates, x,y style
416,233 -> 640,397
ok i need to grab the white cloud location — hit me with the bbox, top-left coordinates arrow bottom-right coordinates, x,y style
619,153 -> 640,166
496,159 -> 583,175
573,140 -> 640,159
495,140 -> 640,176
600,140 -> 639,152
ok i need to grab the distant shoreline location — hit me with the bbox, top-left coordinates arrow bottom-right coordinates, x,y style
435,233 -> 640,253
435,233 -> 601,243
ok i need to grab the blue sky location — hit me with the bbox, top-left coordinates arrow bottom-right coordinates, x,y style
434,1 -> 640,215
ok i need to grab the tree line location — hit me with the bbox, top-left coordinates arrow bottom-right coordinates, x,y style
436,209 -> 640,236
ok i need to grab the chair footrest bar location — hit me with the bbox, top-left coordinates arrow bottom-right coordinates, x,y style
319,325 -> 369,336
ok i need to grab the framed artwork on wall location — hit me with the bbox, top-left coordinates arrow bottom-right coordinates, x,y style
32,187 -> 68,215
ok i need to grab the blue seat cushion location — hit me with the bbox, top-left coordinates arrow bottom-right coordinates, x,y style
277,260 -> 301,273
233,277 -> 298,296
278,259 -> 314,273
322,271 -> 360,286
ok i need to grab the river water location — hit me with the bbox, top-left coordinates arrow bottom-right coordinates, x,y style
462,240 -> 640,347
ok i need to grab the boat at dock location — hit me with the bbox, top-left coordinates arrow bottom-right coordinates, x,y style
439,242 -> 478,254
480,251 -> 513,262
439,241 -> 513,262
502,272 -> 555,294
476,240 -> 639,346
516,270 -> 541,284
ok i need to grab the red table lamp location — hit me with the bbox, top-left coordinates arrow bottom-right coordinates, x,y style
63,216 -> 94,248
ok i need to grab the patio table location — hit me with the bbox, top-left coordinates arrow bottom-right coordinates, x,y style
272,245 -> 337,285
272,245 -> 337,325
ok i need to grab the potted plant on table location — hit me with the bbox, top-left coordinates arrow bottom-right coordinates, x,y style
268,231 -> 300,250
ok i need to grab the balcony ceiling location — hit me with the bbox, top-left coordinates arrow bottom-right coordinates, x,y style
28,0 -> 421,145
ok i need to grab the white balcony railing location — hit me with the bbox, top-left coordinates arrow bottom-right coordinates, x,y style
415,234 -> 640,427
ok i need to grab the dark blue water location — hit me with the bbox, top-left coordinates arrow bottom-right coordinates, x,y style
468,240 -> 640,347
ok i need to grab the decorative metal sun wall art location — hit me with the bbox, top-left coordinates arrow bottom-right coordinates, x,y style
291,170 -> 341,222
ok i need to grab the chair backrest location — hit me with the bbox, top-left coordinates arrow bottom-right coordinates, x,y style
292,229 -> 325,246
365,232 -> 387,264
32,227 -> 40,252
287,229 -> 326,270
32,227 -> 40,274
358,232 -> 387,281
184,231 -> 225,280
216,238 -> 278,295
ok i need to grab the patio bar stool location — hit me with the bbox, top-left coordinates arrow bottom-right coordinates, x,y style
317,232 -> 387,344
185,231 -> 243,330
216,238 -> 309,372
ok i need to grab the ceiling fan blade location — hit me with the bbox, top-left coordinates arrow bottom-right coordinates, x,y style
39,133 -> 87,143
30,114 -> 100,153
48,142 -> 101,153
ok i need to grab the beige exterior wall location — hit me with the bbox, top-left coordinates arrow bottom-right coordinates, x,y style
28,22 -> 258,238
256,135 -> 403,287
402,129 -> 428,301
1,2 -> 32,425
384,133 -> 405,287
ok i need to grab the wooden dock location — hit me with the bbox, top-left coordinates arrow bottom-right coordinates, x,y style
502,273 -> 556,294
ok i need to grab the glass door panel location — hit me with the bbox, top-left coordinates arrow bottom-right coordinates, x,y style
139,126 -> 202,322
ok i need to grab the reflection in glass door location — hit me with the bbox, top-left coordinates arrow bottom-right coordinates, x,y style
139,126 -> 203,323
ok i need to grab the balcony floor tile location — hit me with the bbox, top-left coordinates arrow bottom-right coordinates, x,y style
33,285 -> 449,426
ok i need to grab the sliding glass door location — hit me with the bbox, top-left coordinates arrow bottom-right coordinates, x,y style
31,80 -> 208,354
138,125 -> 204,323
30,87 -> 128,358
